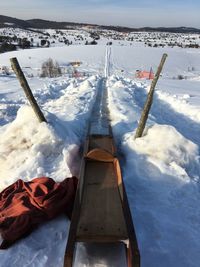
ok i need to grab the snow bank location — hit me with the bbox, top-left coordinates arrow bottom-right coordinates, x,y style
45,76 -> 98,120
0,75 -> 99,192
125,124 -> 200,183
107,76 -> 142,126
107,75 -> 200,267
0,105 -> 78,191
0,74 -> 99,267
133,124 -> 198,172
157,90 -> 200,123
120,124 -> 200,267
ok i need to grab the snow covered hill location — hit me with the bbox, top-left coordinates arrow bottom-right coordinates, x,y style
1,26 -> 200,50
0,36 -> 200,267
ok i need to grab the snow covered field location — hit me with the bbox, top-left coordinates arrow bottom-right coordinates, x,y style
0,34 -> 200,267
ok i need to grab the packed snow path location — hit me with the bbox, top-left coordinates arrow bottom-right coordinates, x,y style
104,46 -> 112,78
89,78 -> 110,135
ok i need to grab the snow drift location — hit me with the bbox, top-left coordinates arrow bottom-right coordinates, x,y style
0,106 -> 79,192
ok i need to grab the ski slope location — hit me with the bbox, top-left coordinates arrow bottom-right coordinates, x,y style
0,43 -> 200,267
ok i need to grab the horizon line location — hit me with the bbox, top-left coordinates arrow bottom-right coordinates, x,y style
0,13 -> 200,30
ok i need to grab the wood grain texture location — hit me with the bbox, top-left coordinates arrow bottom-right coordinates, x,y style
77,161 -> 128,241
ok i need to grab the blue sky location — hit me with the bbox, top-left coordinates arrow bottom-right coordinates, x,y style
0,0 -> 200,28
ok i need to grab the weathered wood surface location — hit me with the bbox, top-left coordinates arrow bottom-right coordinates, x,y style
10,57 -> 47,123
77,160 -> 128,241
86,148 -> 114,162
135,53 -> 168,139
88,135 -> 115,154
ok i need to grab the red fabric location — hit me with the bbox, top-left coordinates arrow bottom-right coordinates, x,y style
0,176 -> 78,249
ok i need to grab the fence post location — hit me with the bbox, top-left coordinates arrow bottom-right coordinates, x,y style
10,57 -> 47,123
134,53 -> 168,139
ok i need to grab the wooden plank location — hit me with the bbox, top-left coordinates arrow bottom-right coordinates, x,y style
122,183 -> 140,267
88,135 -> 115,155
86,148 -> 114,162
63,185 -> 81,267
77,161 -> 128,241
64,138 -> 90,267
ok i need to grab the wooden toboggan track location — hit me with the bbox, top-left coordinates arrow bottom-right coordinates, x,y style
10,52 -> 167,267
64,78 -> 140,267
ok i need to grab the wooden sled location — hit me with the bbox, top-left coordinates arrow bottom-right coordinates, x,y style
64,134 -> 140,267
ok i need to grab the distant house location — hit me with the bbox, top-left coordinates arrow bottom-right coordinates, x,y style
70,61 -> 82,67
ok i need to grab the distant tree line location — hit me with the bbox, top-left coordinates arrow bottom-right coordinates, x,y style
0,36 -> 32,53
0,42 -> 16,53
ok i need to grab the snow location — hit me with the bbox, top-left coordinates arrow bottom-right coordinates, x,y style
124,124 -> 199,181
74,243 -> 127,267
0,106 -> 72,190
0,29 -> 200,267
108,75 -> 200,267
119,125 -> 200,267
0,75 -> 99,193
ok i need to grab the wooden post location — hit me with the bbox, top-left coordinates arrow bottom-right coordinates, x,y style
134,53 -> 168,139
10,57 -> 47,123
